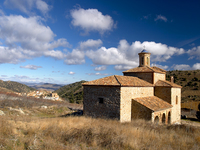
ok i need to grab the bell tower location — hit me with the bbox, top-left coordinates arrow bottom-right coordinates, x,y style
138,49 -> 151,67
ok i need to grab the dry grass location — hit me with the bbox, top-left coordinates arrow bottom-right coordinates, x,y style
0,115 -> 200,150
181,101 -> 200,111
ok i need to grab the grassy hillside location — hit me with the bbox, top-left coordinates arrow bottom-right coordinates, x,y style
166,70 -> 200,102
54,80 -> 87,103
0,80 -> 35,93
0,87 -> 15,93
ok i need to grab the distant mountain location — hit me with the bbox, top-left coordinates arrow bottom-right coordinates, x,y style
54,80 -> 87,104
28,83 -> 65,91
0,80 -> 35,93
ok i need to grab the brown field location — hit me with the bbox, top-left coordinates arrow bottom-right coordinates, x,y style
181,101 -> 200,111
0,92 -> 200,150
1,114 -> 200,149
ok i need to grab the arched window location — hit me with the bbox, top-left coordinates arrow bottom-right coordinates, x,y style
147,57 -> 149,65
162,113 -> 166,124
176,96 -> 178,104
141,56 -> 144,65
154,116 -> 159,124
168,112 -> 171,124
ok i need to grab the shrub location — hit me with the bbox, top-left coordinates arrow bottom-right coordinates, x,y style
196,104 -> 200,121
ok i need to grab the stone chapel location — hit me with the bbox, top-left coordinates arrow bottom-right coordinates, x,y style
82,50 -> 181,124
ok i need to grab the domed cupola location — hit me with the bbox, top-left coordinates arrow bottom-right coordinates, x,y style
138,49 -> 151,67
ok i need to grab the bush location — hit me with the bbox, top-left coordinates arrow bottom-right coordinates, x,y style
192,77 -> 198,81
196,104 -> 200,121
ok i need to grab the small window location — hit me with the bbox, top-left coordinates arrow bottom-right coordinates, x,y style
98,97 -> 104,104
141,56 -> 144,65
176,96 -> 178,104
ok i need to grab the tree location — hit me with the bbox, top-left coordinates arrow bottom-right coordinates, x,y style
196,103 -> 200,121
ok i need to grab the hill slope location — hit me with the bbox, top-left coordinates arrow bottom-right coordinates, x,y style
0,80 -> 35,93
54,80 -> 87,103
166,70 -> 200,102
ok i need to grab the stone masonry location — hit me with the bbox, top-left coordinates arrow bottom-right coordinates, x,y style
83,49 -> 181,124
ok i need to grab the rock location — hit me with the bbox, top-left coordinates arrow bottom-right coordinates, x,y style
41,105 -> 47,109
9,107 -> 25,114
0,110 -> 5,116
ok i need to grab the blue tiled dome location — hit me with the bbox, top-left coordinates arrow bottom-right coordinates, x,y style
141,49 -> 149,53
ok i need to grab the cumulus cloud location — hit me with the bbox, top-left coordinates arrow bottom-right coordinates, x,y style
64,40 -> 185,69
192,63 -> 200,70
94,66 -> 106,71
36,0 -> 51,15
20,65 -> 42,70
70,8 -> 114,34
44,50 -> 66,59
0,15 -> 69,64
79,39 -> 102,50
173,64 -> 191,70
154,15 -> 167,22
65,49 -> 85,65
4,0 -> 51,16
86,40 -> 184,66
114,65 -> 135,70
187,46 -> 200,59
172,63 -> 200,70
68,71 -> 75,75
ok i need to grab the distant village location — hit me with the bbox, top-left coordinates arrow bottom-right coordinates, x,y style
15,90 -> 61,101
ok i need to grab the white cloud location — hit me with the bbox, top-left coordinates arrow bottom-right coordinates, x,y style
151,64 -> 169,70
192,63 -> 200,70
173,64 -> 191,70
0,46 -> 28,64
0,15 -> 69,64
64,40 -> 184,68
36,0 -> 51,15
79,39 -> 102,50
87,72 -> 109,76
94,66 -> 106,71
172,63 -> 200,70
187,46 -> 200,59
20,65 -> 42,70
114,65 -> 135,70
86,40 -> 184,66
44,50 -> 66,59
70,8 -> 114,34
65,49 -> 85,65
4,0 -> 51,15
154,15 -> 167,22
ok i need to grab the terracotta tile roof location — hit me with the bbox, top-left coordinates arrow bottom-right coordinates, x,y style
82,75 -> 153,87
123,66 -> 166,74
155,80 -> 182,88
133,96 -> 172,111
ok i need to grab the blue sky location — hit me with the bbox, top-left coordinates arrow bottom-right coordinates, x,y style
0,0 -> 200,84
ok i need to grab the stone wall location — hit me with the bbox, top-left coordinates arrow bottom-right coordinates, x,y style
124,72 -> 153,84
120,87 -> 154,122
83,86 -> 121,119
171,88 -> 181,124
154,87 -> 171,103
153,73 -> 166,84
131,100 -> 152,120
155,86 -> 181,124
